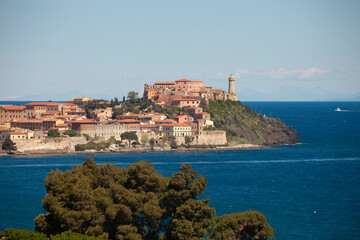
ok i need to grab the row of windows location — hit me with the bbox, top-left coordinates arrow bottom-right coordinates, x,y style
0,115 -> 25,118
174,127 -> 190,131
96,126 -> 126,131
174,132 -> 191,136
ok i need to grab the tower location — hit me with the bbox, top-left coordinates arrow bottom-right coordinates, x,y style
228,75 -> 238,101
228,75 -> 235,94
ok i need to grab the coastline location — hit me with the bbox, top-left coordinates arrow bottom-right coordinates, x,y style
0,143 -> 267,157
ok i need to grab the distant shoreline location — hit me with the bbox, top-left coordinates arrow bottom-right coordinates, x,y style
0,143 -> 268,157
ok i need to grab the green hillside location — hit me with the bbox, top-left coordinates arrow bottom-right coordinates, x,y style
207,100 -> 298,145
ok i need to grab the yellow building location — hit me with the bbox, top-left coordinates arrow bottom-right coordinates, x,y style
68,97 -> 92,108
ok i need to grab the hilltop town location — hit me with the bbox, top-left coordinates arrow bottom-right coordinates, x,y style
0,76 -> 298,154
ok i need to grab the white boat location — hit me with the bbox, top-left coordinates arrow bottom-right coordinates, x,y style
335,107 -> 341,112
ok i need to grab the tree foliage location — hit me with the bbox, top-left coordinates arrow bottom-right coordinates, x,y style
63,130 -> 80,137
0,229 -> 103,240
0,228 -> 48,240
140,135 -> 149,145
35,158 -> 213,240
207,211 -> 275,240
149,138 -> 155,150
120,132 -> 138,146
47,129 -> 60,138
2,139 -> 17,152
127,91 -> 139,101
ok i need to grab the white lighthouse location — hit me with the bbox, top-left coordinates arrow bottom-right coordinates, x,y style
228,75 -> 238,101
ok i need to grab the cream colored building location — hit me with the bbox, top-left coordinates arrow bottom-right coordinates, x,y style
162,123 -> 192,137
68,97 -> 92,108
79,124 -> 128,140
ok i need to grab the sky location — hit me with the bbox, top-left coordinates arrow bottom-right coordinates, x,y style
0,0 -> 359,101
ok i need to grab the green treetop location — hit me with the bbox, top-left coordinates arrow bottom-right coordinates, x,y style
2,139 -> 17,153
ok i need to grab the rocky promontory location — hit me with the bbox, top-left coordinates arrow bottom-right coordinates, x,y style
207,100 -> 299,145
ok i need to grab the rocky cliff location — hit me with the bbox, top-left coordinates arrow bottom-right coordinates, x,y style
207,100 -> 298,145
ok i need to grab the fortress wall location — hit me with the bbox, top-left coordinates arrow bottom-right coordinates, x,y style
192,130 -> 227,145
13,136 -> 87,152
173,130 -> 227,146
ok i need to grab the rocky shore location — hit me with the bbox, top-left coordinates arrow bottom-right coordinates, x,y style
0,143 -> 268,157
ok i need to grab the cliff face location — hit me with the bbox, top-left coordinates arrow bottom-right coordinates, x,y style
207,100 -> 299,145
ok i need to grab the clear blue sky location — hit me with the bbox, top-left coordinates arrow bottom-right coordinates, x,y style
1,0 -> 359,101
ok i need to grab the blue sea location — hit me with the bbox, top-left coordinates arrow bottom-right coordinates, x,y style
1,101 -> 360,239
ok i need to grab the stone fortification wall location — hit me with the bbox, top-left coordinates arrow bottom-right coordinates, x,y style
174,130 -> 227,146
13,136 -> 87,152
192,130 -> 227,145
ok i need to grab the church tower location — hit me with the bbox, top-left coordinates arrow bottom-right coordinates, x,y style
228,75 -> 238,101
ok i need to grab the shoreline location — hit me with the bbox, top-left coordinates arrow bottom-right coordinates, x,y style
0,143 -> 269,157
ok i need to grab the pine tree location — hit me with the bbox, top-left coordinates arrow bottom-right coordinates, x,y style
2,139 -> 17,153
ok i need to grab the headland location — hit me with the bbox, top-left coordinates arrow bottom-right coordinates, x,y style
0,75 -> 298,156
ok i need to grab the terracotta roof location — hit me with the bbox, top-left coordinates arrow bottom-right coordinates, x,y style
1,105 -> 26,111
0,127 -> 10,131
154,81 -> 175,85
70,119 -> 98,124
173,98 -> 198,101
175,79 -> 191,82
25,102 -> 61,106
11,131 -> 26,135
153,119 -> 174,123
175,79 -> 203,82
64,103 -> 77,106
195,112 -> 208,115
161,123 -> 191,127
139,115 -> 154,118
12,119 -> 42,123
118,119 -> 141,123
175,115 -> 192,118
140,125 -> 158,128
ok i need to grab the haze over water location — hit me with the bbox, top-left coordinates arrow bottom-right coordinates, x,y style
1,102 -> 360,239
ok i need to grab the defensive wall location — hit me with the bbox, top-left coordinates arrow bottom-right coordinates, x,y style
13,136 -> 87,152
175,130 -> 227,146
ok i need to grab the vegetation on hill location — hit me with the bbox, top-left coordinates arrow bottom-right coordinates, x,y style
208,100 -> 298,145
32,157 -> 274,240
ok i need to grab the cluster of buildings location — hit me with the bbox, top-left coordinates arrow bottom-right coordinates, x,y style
74,105 -> 213,140
143,75 -> 238,106
1,77 -> 235,148
0,100 -> 87,143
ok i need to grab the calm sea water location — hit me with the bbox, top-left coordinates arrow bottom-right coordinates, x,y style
1,101 -> 360,240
